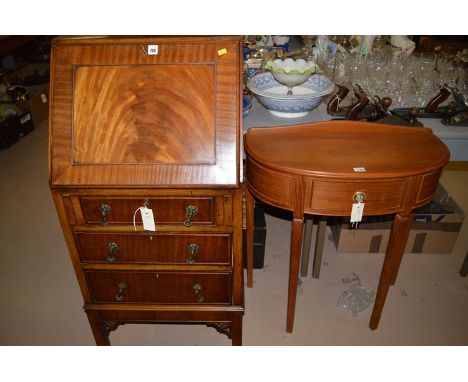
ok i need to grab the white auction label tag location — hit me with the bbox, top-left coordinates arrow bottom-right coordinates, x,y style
350,202 -> 364,223
19,114 -> 31,124
353,167 -> 366,172
141,206 -> 156,231
148,45 -> 159,55
40,93 -> 47,103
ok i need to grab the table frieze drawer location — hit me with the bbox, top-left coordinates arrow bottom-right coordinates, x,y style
76,232 -> 231,265
80,196 -> 215,226
308,179 -> 407,215
86,271 -> 231,304
246,158 -> 292,209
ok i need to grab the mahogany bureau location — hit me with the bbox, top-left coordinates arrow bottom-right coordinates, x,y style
49,36 -> 244,345
244,121 -> 450,333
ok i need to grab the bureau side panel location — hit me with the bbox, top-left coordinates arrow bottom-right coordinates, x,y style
51,190 -> 92,301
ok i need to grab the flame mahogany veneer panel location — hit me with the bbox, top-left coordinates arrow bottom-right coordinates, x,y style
73,64 -> 216,165
50,38 -> 241,186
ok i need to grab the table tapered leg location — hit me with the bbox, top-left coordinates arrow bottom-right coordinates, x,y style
286,216 -> 304,333
458,250 -> 468,277
312,216 -> 327,279
245,186 -> 255,288
369,213 -> 412,330
300,217 -> 314,277
389,212 -> 413,286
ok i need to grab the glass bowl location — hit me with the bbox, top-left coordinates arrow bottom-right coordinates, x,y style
265,58 -> 319,88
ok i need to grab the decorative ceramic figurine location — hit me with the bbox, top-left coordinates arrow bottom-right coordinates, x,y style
390,35 -> 416,56
272,35 -> 290,46
357,35 -> 376,56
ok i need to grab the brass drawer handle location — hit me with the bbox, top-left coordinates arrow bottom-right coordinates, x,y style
183,205 -> 198,227
106,241 -> 119,263
115,282 -> 127,302
186,243 -> 200,264
353,191 -> 366,203
192,283 -> 205,303
99,203 -> 111,226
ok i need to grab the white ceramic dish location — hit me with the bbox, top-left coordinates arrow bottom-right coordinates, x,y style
265,58 -> 319,87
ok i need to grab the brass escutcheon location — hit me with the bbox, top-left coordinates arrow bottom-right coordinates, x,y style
353,191 -> 366,203
115,282 -> 127,302
183,205 -> 198,227
186,243 -> 200,264
106,241 -> 119,263
192,283 -> 204,303
99,203 -> 111,226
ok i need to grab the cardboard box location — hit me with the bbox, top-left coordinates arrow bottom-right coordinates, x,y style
331,184 -> 464,254
3,63 -> 50,126
16,83 -> 49,126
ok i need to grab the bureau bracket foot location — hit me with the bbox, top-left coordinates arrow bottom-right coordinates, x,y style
101,319 -> 123,336
91,317 -> 124,345
206,322 -> 232,339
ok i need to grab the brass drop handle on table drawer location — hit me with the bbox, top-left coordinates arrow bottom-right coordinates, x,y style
183,205 -> 198,227
186,243 -> 200,264
192,283 -> 205,303
106,241 -> 119,263
353,191 -> 366,203
99,203 -> 112,226
115,282 -> 127,302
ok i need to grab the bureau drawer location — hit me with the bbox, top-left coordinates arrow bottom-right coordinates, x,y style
86,271 -> 231,304
308,179 -> 407,215
80,197 -> 214,226
76,232 -> 231,265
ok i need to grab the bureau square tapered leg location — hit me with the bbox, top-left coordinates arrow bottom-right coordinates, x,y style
87,311 -> 111,346
245,186 -> 255,288
230,314 -> 243,346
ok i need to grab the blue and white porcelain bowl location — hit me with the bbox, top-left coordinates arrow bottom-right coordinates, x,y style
247,72 -> 335,118
243,95 -> 252,117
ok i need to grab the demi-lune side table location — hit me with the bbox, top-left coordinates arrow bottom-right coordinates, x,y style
244,121 -> 450,333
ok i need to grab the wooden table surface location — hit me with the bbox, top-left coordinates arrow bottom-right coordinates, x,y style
244,120 -> 450,332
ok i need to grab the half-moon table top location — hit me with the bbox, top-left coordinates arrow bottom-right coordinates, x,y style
244,121 -> 450,180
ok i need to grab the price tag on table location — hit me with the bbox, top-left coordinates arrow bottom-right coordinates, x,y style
350,202 -> 364,228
